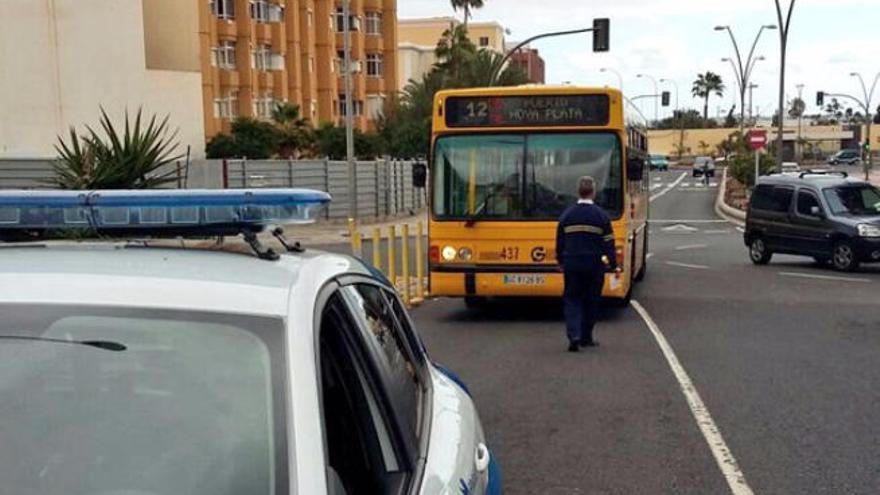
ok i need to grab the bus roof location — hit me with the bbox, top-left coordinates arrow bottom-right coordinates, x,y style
435,86 -> 623,100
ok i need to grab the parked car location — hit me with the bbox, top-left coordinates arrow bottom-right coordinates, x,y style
0,189 -> 501,495
779,162 -> 801,174
744,171 -> 880,271
649,154 -> 670,171
826,149 -> 862,166
692,156 -> 716,178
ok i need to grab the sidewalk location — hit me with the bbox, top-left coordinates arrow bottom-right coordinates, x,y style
293,212 -> 428,245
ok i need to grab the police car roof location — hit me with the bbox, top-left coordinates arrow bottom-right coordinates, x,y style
0,244 -> 371,317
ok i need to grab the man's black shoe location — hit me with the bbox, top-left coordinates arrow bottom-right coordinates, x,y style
581,340 -> 599,348
568,343 -> 580,353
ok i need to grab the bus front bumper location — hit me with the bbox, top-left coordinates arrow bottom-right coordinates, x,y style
430,265 -> 629,299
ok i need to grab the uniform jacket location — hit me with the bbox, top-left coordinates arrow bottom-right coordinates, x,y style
555,201 -> 617,272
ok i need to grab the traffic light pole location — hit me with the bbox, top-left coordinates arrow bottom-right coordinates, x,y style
343,0 -> 357,222
823,91 -> 874,180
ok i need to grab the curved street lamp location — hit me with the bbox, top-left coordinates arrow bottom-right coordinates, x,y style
714,24 -> 776,133
637,73 -> 659,123
600,67 -> 624,92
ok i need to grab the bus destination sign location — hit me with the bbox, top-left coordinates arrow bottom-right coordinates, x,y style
445,94 -> 610,128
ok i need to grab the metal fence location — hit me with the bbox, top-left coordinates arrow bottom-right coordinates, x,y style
224,159 -> 426,220
0,158 -> 427,221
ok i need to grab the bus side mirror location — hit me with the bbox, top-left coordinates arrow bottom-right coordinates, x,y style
412,162 -> 428,189
627,158 -> 644,181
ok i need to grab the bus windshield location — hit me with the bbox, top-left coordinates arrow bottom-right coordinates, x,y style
432,133 -> 623,221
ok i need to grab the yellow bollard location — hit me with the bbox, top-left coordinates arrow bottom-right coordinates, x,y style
401,225 -> 411,306
387,225 -> 397,289
372,228 -> 382,270
414,222 -> 425,303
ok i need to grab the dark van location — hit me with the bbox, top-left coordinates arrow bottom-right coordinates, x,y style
744,171 -> 880,271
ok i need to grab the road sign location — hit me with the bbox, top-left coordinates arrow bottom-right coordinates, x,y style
748,129 -> 768,151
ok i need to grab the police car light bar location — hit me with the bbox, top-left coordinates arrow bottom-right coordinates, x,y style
0,189 -> 331,239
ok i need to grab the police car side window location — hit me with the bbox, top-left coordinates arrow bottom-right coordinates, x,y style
344,285 -> 422,442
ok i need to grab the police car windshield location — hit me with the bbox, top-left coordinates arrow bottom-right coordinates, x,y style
433,132 -> 623,220
823,185 -> 880,216
0,305 -> 288,495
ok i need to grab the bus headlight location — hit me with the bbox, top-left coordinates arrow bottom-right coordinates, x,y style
441,246 -> 458,261
458,247 -> 473,261
858,224 -> 880,238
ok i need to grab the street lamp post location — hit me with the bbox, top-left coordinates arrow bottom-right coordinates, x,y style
342,0 -> 356,222
796,83 -> 804,161
850,72 -> 879,177
600,67 -> 624,92
748,83 -> 759,123
715,24 -> 776,134
637,73 -> 659,124
661,78 -> 684,160
774,0 -> 797,167
492,25 -> 605,84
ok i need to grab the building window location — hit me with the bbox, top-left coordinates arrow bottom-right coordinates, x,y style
366,53 -> 383,78
338,95 -> 364,117
213,90 -> 239,119
254,44 -> 272,71
335,8 -> 361,32
479,36 -> 490,47
211,0 -> 235,19
366,95 -> 385,120
212,40 -> 237,69
254,92 -> 276,119
250,0 -> 268,22
365,12 -> 382,35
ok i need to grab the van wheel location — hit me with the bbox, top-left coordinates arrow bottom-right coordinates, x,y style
831,241 -> 860,272
749,237 -> 773,265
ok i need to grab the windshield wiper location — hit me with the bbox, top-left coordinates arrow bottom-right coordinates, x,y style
465,192 -> 496,227
0,336 -> 127,352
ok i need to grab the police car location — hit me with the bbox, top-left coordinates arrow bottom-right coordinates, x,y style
0,189 -> 501,495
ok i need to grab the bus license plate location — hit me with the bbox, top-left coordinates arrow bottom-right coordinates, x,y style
503,274 -> 546,286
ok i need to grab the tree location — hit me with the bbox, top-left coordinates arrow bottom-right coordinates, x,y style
692,72 -> 725,122
788,97 -> 806,119
450,0 -> 485,28
435,25 -> 477,83
724,105 -> 738,128
271,102 -> 314,158
54,108 -> 182,189
655,109 -> 718,130
468,49 -> 528,87
698,140 -> 711,156
205,117 -> 279,159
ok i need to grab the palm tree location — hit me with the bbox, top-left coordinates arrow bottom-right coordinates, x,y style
435,25 -> 476,84
450,0 -> 485,28
466,49 -> 528,87
271,102 -> 313,158
692,72 -> 725,123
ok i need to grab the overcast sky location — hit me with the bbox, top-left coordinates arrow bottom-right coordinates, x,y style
399,0 -> 880,120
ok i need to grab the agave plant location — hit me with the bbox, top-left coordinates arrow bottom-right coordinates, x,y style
53,108 -> 183,189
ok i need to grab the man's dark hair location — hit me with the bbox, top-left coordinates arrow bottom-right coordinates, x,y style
578,176 -> 596,199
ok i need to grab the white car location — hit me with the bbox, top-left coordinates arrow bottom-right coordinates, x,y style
780,162 -> 801,174
0,189 -> 501,495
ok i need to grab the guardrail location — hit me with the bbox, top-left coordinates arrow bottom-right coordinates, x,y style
349,220 -> 429,308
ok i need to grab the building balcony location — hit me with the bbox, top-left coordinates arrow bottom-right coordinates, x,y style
364,35 -> 383,52
256,71 -> 275,89
219,69 -> 241,87
216,19 -> 238,38
366,77 -> 383,94
255,22 -> 273,44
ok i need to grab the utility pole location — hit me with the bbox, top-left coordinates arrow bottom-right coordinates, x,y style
774,0 -> 797,167
343,0 -> 357,222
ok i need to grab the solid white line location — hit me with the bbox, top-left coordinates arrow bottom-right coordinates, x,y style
630,300 -> 755,495
652,219 -> 728,224
665,261 -> 710,270
650,172 -> 687,202
675,244 -> 708,251
779,272 -> 871,284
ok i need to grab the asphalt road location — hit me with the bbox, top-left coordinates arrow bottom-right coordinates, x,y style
408,169 -> 880,494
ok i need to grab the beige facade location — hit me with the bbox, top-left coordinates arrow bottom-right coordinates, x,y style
0,0 -> 206,159
199,0 -> 399,137
397,17 -> 506,87
648,125 -> 879,158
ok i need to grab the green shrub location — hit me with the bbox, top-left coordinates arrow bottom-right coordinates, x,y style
729,153 -> 777,188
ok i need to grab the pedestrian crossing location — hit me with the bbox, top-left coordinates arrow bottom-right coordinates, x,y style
650,180 -> 718,192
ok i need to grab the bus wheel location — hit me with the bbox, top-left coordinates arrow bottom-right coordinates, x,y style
634,234 -> 648,282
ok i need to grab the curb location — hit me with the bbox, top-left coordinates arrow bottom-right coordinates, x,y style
714,167 -> 746,227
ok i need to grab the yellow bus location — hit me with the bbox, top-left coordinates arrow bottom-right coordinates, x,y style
427,86 -> 649,305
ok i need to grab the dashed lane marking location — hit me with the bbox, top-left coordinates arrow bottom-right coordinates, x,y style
665,261 -> 710,270
649,172 -> 687,202
779,272 -> 871,284
675,244 -> 708,251
631,301 -> 755,495
682,183 -> 692,188
704,230 -> 732,235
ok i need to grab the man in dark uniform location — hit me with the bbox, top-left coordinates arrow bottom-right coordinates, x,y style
556,176 -> 618,352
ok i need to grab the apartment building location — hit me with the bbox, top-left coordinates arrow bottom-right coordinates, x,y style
201,0 -> 398,136
397,17 -> 506,89
508,46 -> 545,84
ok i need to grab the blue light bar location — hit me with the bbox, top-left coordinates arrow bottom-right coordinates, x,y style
0,188 -> 331,236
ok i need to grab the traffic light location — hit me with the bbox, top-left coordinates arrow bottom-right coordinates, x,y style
865,140 -> 872,153
661,91 -> 671,107
816,91 -> 825,107
593,18 -> 610,52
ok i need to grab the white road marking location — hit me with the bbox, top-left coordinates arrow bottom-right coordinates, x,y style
665,261 -> 710,270
630,301 -> 754,495
662,224 -> 699,233
709,182 -> 719,187
675,244 -> 708,251
779,272 -> 871,284
695,183 -> 706,188
646,252 -> 655,259
681,183 -> 691,188
735,227 -> 745,233
654,177 -> 663,182
650,172 -> 687,202
704,230 -> 732,235
650,184 -> 664,191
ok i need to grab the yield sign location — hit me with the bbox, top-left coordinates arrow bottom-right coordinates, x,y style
748,129 -> 768,150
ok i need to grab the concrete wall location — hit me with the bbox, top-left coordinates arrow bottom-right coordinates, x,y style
143,0 -> 202,72
0,0 -> 206,159
398,43 -> 436,88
